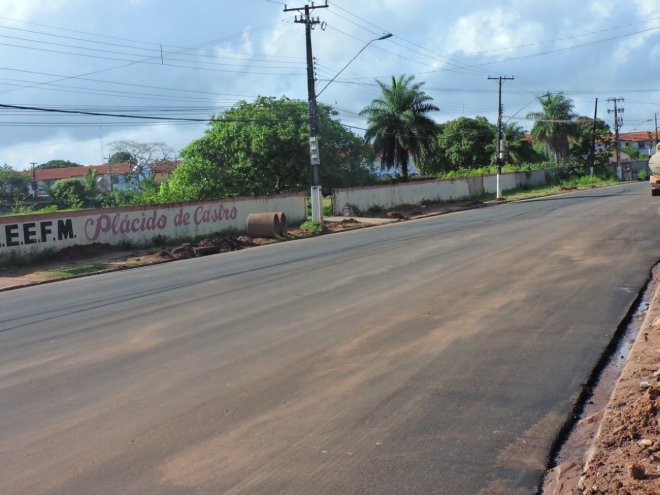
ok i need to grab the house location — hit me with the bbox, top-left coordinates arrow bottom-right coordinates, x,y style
24,163 -> 132,197
150,160 -> 181,183
593,131 -> 656,160
617,131 -> 656,157
23,161 -> 181,197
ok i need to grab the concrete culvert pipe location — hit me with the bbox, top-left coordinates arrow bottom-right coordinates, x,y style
276,212 -> 287,235
246,213 -> 281,237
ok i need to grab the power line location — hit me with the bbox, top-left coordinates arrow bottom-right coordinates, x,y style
0,20 -> 295,96
0,103 -> 210,122
0,30 -> 305,69
0,67 -> 257,99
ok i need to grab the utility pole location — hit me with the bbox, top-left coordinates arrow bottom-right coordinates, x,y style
488,75 -> 514,199
284,1 -> 328,224
30,162 -> 38,202
654,112 -> 658,155
607,97 -> 624,180
590,98 -> 598,176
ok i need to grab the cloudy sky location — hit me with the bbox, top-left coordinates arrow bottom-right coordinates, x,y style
0,0 -> 658,169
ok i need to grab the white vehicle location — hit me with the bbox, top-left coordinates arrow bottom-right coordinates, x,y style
649,144 -> 660,196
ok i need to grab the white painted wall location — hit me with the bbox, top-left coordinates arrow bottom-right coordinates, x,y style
333,178 -> 471,214
333,169 -> 555,214
0,193 -> 306,258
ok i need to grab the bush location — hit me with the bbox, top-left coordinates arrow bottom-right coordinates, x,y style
638,170 -> 649,181
436,161 -> 554,179
299,217 -> 323,234
323,201 -> 333,217
99,189 -> 138,207
48,179 -> 86,209
367,204 -> 386,216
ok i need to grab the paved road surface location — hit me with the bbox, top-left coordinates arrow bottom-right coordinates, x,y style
1,183 -> 659,494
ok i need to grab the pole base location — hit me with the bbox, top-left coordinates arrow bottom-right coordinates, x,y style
311,185 -> 323,224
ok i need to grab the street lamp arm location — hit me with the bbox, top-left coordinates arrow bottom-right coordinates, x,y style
315,33 -> 392,98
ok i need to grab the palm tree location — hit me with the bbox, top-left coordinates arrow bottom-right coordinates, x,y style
360,74 -> 439,179
526,92 -> 576,164
501,122 -> 546,164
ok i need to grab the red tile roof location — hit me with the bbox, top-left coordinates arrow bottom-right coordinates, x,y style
618,131 -> 656,142
22,166 -> 88,181
90,163 -> 132,175
151,160 -> 181,174
23,162 -> 137,181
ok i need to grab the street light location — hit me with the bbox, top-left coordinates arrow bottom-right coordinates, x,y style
316,32 -> 392,98
308,32 -> 392,223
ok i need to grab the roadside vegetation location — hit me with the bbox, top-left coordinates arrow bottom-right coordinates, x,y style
496,176 -> 619,202
0,76 -> 636,222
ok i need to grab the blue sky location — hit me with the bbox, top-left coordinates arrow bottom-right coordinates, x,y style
0,0 -> 658,169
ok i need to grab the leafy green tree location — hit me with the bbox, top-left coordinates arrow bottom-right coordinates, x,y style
107,151 -> 132,164
564,117 -> 612,176
436,116 -> 496,169
502,122 -> 547,164
621,145 -> 640,160
0,164 -> 30,203
360,74 -> 439,179
36,159 -> 81,169
166,96 -> 373,201
48,178 -> 86,209
527,92 -> 576,164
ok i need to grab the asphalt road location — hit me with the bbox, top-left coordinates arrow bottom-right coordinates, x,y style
1,182 -> 659,495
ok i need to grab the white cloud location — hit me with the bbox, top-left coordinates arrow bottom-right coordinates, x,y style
1,123 -> 205,170
212,27 -> 255,68
443,8 -> 544,57
0,0 -> 74,21
588,0 -> 617,18
632,0 -> 655,17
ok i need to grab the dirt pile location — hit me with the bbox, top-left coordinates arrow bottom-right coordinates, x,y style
575,301 -> 660,495
386,211 -> 408,220
578,386 -> 660,494
50,243 -> 126,262
324,218 -> 365,233
168,237 -> 255,259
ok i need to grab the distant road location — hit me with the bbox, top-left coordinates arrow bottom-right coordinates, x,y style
1,182 -> 659,494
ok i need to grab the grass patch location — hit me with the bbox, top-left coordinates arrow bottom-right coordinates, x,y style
500,177 -> 619,201
299,217 -> 324,234
34,262 -> 111,279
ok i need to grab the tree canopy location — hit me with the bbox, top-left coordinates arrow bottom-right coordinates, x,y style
107,140 -> 173,189
165,96 -> 374,201
502,122 -> 547,164
436,116 -> 495,169
360,74 -> 439,179
48,178 -> 86,209
36,159 -> 81,169
0,164 -> 30,204
107,151 -> 132,164
565,117 -> 612,175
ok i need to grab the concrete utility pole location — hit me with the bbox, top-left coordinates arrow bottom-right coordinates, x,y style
655,112 -> 658,154
284,1 -> 328,224
30,161 -> 37,200
488,75 -> 514,199
607,97 -> 624,179
590,98 -> 598,176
